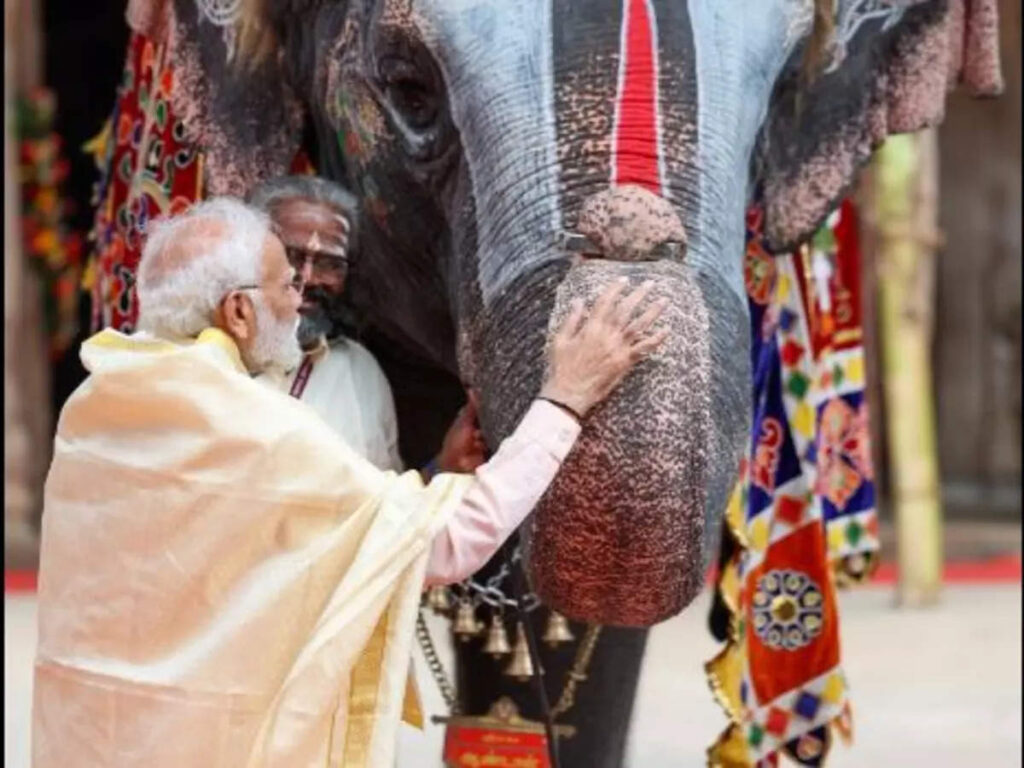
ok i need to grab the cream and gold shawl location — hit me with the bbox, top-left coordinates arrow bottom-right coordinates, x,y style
32,328 -> 470,767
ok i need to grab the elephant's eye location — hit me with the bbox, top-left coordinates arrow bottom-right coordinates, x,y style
378,56 -> 439,131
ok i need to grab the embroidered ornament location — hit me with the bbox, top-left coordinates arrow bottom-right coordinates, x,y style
752,570 -> 824,651
195,0 -> 243,26
195,0 -> 243,58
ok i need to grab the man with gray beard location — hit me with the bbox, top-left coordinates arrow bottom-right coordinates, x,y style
249,176 -> 484,476
32,196 -> 669,766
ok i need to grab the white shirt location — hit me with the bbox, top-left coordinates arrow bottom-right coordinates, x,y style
259,335 -> 580,585
262,336 -> 403,472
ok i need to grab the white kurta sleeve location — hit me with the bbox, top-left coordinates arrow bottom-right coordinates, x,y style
424,399 -> 580,586
379,374 -> 404,473
346,339 -> 405,472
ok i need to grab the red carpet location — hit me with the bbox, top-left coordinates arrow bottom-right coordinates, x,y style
700,555 -> 1022,589
5,570 -> 38,593
870,553 -> 1022,584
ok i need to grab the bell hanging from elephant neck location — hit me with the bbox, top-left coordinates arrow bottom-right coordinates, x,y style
453,600 -> 482,640
542,611 -> 575,647
503,623 -> 535,681
483,613 -> 512,657
427,585 -> 451,614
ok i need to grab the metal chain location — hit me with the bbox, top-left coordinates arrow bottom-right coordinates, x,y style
417,544 -> 601,721
416,609 -> 461,715
550,624 -> 602,718
415,610 -> 602,722
461,548 -> 542,613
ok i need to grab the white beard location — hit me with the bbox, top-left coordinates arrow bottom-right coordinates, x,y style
249,294 -> 303,374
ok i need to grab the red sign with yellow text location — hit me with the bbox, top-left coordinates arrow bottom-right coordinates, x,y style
443,723 -> 551,768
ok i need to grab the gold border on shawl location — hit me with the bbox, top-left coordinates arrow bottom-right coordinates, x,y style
338,475 -> 465,766
86,328 -> 177,352
84,327 -> 246,373
402,669 -> 424,730
397,472 -> 465,735
195,327 -> 246,371
341,612 -> 390,767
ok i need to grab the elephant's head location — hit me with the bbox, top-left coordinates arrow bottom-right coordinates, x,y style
161,0 -> 1000,624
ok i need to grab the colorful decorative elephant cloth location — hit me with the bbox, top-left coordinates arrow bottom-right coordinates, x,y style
86,31 -> 201,332
707,199 -> 879,767
86,27 -> 314,334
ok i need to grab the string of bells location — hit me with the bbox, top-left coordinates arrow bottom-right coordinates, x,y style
425,585 -> 575,680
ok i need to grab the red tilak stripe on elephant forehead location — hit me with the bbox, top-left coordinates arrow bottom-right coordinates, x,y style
612,0 -> 663,195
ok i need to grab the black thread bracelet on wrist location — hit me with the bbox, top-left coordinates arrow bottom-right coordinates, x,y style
538,396 -> 583,423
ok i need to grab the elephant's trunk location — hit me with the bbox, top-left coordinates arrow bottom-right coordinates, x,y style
473,185 -> 747,626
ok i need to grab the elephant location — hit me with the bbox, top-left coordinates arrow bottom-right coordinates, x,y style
98,0 -> 1000,764
158,0 -> 1000,624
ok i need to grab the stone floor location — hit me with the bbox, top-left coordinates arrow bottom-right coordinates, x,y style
7,582 -> 1021,767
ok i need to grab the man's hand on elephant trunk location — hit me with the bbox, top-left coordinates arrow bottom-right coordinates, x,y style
539,278 -> 669,419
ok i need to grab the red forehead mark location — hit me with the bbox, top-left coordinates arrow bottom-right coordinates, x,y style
612,0 -> 663,195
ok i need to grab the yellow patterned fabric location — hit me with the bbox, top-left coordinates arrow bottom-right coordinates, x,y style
33,328 -> 470,767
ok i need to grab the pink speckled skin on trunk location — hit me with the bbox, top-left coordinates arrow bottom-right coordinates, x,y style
529,258 -> 712,624
94,1 -> 1003,763
149,0 -> 1001,628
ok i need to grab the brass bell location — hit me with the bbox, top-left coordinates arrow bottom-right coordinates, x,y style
483,613 -> 512,657
453,600 -> 482,640
427,586 -> 451,614
503,623 -> 535,680
542,611 -> 575,647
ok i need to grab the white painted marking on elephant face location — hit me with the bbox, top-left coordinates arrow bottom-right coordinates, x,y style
828,1 -> 905,73
782,0 -> 815,53
413,0 -> 561,309
648,0 -> 667,198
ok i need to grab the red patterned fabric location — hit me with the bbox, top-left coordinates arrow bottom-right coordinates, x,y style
87,32 -> 316,332
89,32 -> 202,332
707,198 -> 878,767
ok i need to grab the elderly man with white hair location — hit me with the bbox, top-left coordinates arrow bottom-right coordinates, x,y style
247,174 -> 485,480
32,197 -> 668,767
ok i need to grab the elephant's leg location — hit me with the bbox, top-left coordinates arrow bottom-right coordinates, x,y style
554,621 -> 649,768
454,553 -> 649,768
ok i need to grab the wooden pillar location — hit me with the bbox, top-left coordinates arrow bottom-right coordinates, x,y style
4,0 -> 51,565
866,130 -> 944,606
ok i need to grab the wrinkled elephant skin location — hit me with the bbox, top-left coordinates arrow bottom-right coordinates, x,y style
169,0 -> 1002,624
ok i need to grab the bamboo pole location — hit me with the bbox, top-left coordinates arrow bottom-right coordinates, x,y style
855,163 -> 890,527
869,130 -> 944,606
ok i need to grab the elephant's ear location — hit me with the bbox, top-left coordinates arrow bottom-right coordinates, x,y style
758,0 -> 1002,253
159,0 -> 307,196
